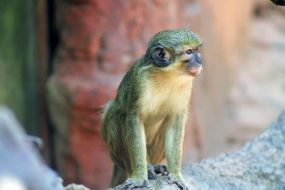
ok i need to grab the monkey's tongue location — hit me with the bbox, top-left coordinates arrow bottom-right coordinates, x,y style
187,67 -> 202,77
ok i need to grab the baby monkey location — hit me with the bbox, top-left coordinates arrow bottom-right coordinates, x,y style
102,29 -> 202,190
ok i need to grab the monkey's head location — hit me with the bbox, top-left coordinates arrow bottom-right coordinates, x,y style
146,29 -> 203,77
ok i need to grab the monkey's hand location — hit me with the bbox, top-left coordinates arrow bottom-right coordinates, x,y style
166,173 -> 188,190
147,164 -> 168,179
118,178 -> 149,190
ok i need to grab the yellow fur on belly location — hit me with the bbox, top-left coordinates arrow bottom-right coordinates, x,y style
139,70 -> 193,119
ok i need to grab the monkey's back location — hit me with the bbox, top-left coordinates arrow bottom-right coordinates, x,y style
102,100 -> 132,173
101,61 -> 144,173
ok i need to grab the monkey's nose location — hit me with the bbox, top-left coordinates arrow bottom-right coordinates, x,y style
188,67 -> 202,77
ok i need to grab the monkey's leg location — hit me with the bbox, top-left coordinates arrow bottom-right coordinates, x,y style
119,116 -> 149,189
147,119 -> 170,179
164,115 -> 189,190
110,164 -> 127,187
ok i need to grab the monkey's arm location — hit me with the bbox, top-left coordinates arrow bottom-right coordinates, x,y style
164,114 -> 187,187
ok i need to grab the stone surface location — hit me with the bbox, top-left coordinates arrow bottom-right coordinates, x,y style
112,109 -> 285,190
0,106 -> 90,190
0,107 -> 64,190
64,184 -> 90,190
1,104 -> 285,190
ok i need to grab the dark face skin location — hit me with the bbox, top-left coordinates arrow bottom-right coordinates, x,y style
152,44 -> 203,77
180,45 -> 203,77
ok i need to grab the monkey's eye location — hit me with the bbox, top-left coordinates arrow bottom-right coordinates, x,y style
186,49 -> 193,54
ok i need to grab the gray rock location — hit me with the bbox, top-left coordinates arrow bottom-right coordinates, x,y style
113,109 -> 285,190
0,106 -> 64,190
1,105 -> 284,190
0,106 -> 89,190
64,184 -> 90,190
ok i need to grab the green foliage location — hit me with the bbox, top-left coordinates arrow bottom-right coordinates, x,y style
0,0 -> 37,134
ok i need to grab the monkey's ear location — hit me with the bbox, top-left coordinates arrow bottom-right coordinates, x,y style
152,47 -> 170,67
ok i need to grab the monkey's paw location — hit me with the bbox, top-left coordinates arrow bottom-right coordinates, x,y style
147,164 -> 169,179
166,174 -> 189,190
118,178 -> 149,190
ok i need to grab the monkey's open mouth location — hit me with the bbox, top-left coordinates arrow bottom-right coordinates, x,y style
187,67 -> 202,77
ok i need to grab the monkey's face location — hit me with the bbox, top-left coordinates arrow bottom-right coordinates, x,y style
148,29 -> 203,77
151,44 -> 203,77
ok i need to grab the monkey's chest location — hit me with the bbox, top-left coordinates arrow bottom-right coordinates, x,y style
139,82 -> 192,119
140,84 -> 191,140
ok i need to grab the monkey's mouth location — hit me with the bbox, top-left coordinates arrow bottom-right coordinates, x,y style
187,67 -> 202,77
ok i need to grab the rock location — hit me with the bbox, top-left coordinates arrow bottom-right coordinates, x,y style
1,105 -> 284,190
0,107 -> 64,190
0,106 -> 89,190
112,109 -> 285,190
64,184 -> 90,190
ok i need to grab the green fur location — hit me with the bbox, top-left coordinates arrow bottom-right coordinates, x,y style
148,28 -> 201,53
102,29 -> 201,188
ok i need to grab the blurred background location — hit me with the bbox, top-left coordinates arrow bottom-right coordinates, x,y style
0,0 -> 284,189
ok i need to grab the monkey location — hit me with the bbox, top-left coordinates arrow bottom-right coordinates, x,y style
271,0 -> 285,6
102,29 -> 203,190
